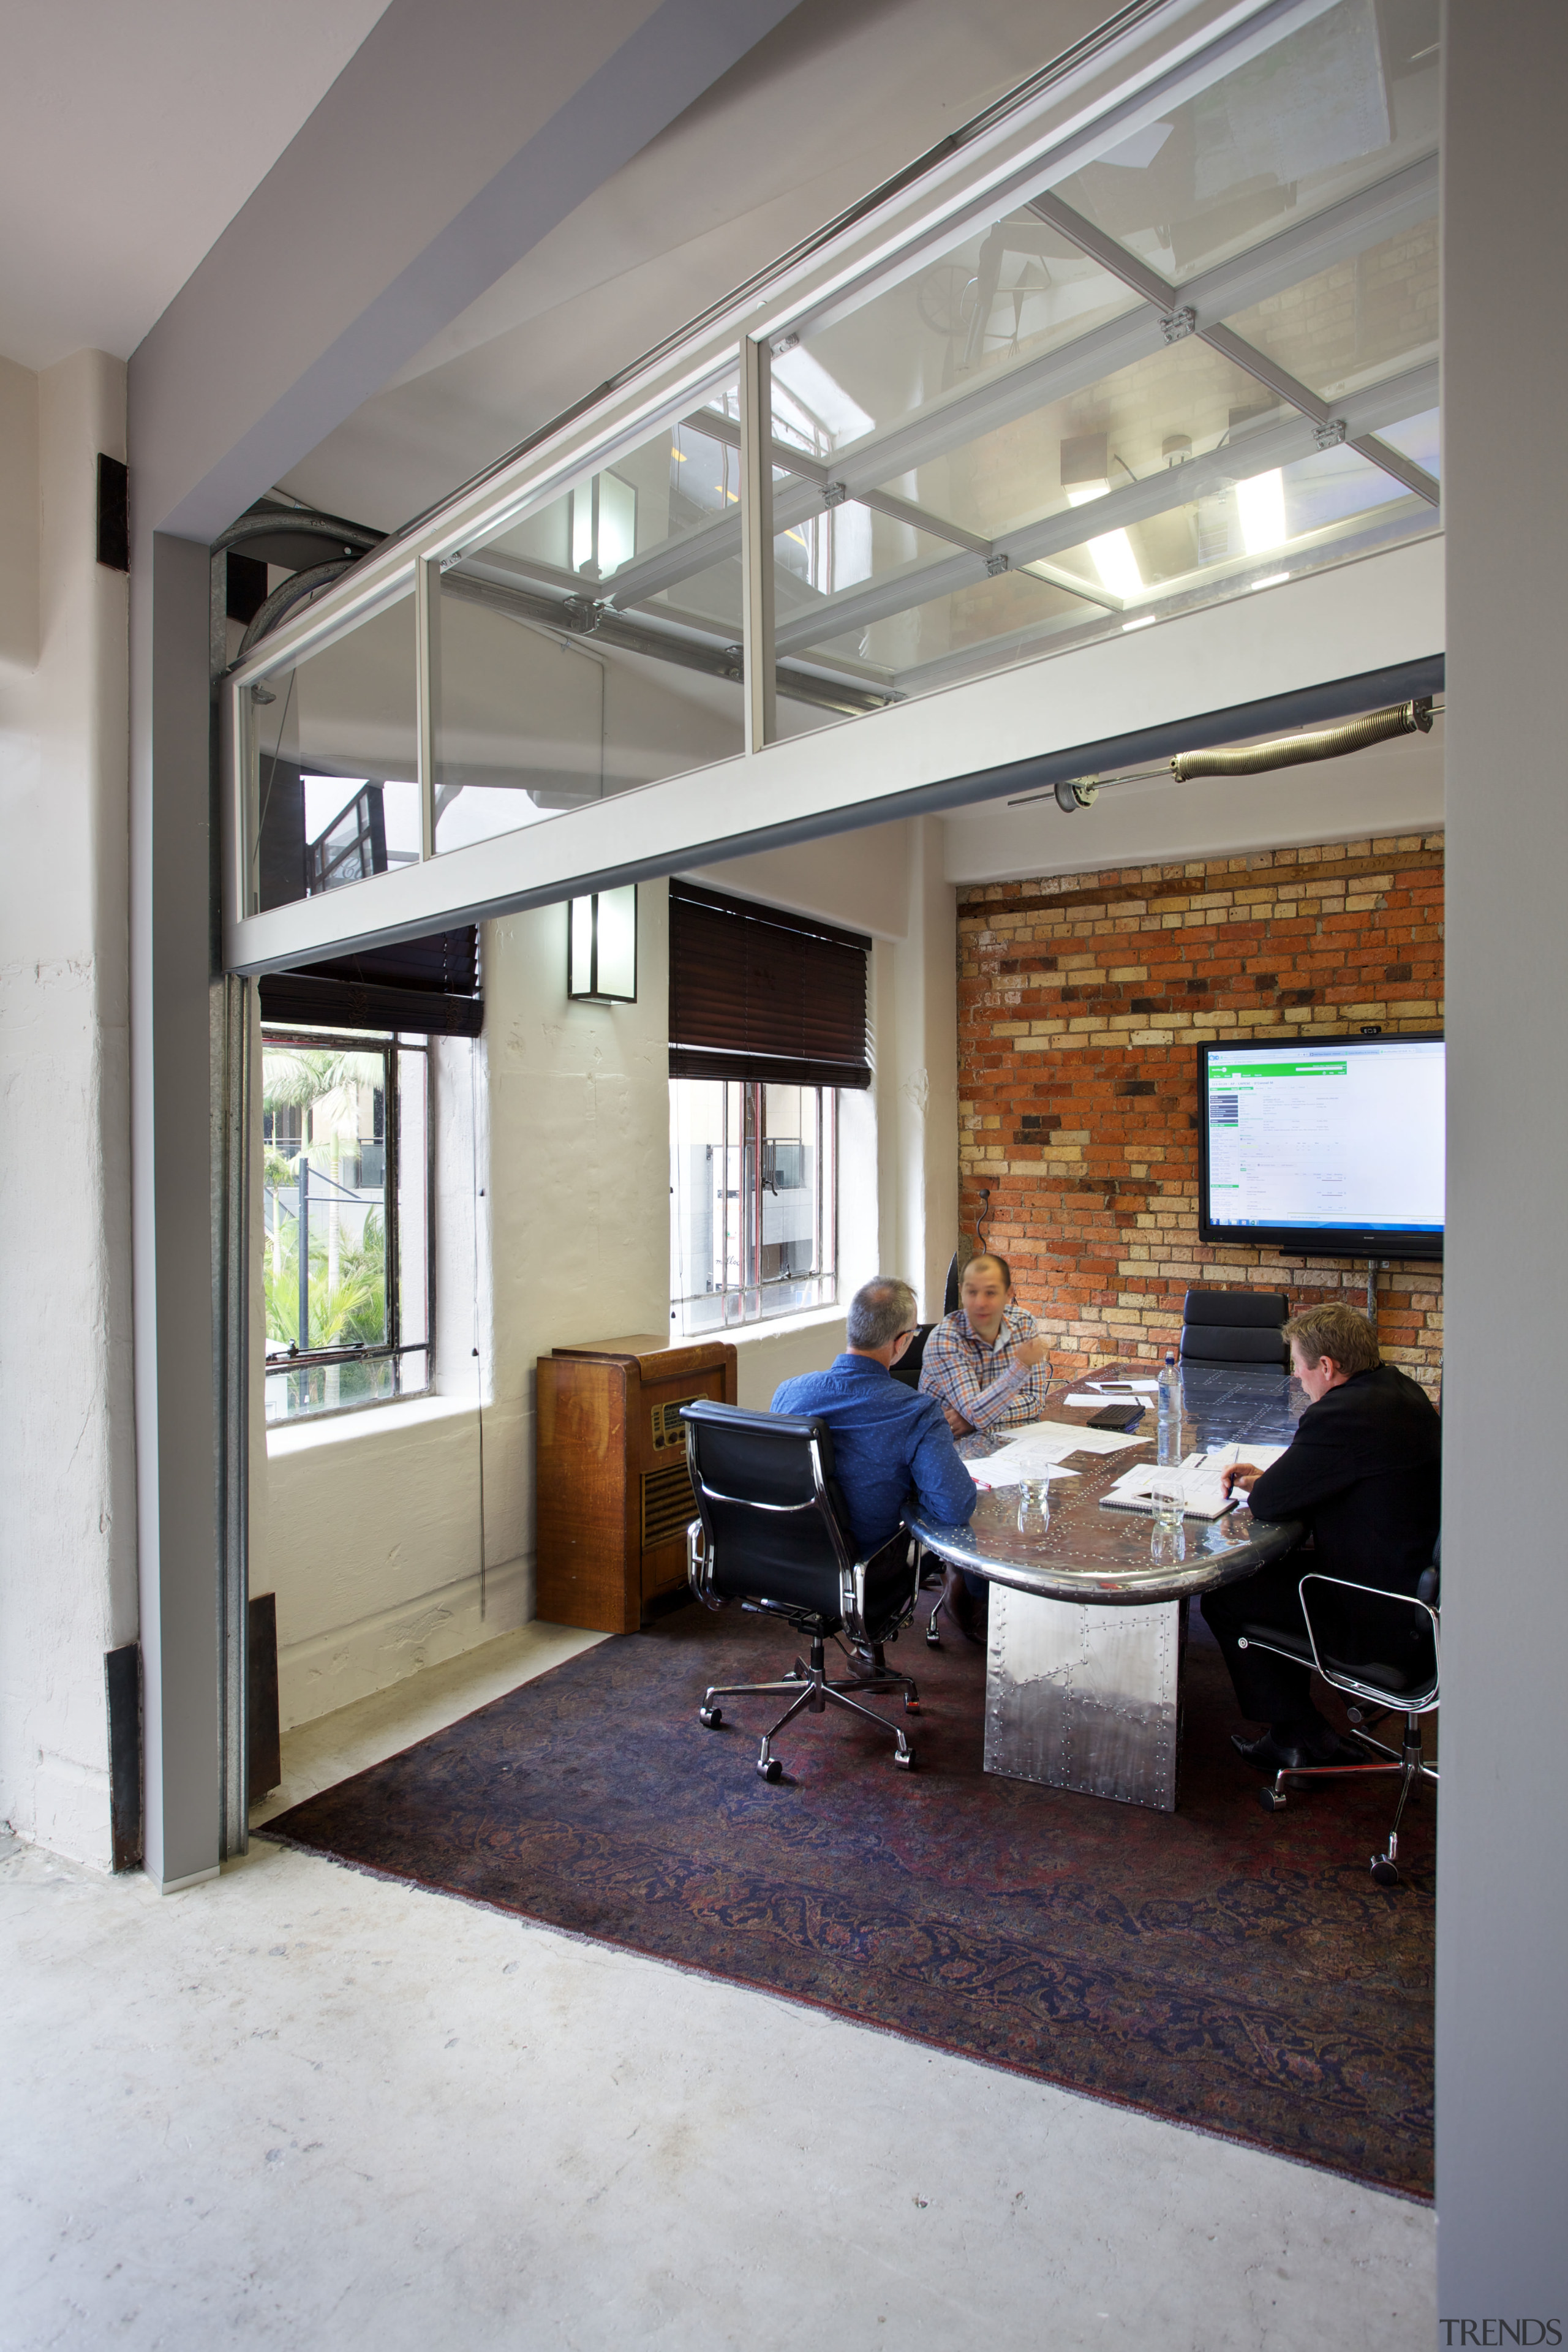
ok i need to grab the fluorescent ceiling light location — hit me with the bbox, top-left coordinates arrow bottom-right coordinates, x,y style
1087,527 -> 1144,598
1250,571 -> 1292,589
1064,478 -> 1145,597
1236,468 -> 1287,554
1121,613 -> 1157,631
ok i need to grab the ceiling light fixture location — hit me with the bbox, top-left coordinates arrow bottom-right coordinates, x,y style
1250,571 -> 1292,590
1236,469 -> 1287,554
1060,434 -> 1145,597
1121,614 -> 1157,631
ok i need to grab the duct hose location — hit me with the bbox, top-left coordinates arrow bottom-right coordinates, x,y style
1171,697 -> 1433,782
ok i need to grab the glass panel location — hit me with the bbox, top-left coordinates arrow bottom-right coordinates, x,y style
750,0 -> 1438,715
249,589 -> 418,912
1220,219 -> 1439,401
1047,0 -> 1439,287
433,385 -> 745,854
1375,406 -> 1439,478
265,1355 -> 398,1423
670,1079 -> 837,1333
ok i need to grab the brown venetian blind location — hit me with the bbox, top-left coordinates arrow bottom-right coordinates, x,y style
668,880 -> 871,1090
258,926 -> 483,1037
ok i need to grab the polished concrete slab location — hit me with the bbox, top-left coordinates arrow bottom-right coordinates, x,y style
2,1624 -> 1436,2351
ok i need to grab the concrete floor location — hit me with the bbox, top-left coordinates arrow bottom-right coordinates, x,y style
3,1627 -> 1436,2351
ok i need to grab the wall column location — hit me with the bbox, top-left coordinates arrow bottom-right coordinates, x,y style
1437,0 -> 1568,2314
130,529 -> 221,1890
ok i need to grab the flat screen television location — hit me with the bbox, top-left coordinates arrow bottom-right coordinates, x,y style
1197,1035 -> 1444,1259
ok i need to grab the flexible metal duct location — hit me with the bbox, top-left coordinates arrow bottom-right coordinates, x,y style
1170,697 -> 1433,781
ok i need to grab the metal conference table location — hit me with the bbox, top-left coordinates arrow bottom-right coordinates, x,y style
905,1362 -> 1306,1814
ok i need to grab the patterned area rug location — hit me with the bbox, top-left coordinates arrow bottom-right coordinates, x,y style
257,1602 -> 1434,2196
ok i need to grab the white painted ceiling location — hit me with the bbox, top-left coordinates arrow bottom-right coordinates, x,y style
0,0 -> 394,371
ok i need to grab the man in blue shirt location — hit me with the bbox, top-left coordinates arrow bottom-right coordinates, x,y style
772,1277 -> 978,1656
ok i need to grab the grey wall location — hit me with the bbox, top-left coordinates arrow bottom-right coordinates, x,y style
1436,0 -> 1568,2318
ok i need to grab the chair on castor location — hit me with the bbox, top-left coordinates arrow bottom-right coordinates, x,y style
680,1400 -> 922,1781
1236,1552 -> 1440,1884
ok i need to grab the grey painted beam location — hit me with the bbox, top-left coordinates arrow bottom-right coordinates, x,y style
129,0 -> 805,545
774,359 -> 1439,655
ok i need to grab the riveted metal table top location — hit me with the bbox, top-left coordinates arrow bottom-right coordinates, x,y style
905,1360 -> 1306,1605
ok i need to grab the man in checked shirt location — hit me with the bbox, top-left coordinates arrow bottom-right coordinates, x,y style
918,1253 -> 1052,1639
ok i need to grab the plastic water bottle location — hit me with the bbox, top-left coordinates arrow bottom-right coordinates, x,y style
1156,1349 -> 1183,1466
1155,1350 -> 1184,1529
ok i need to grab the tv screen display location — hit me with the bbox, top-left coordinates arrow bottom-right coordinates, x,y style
1197,1035 -> 1444,1259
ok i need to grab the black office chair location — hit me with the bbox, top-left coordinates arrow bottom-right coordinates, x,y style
1237,1554 -> 1440,1885
680,1400 -> 922,1781
1179,1287 -> 1289,1366
888,1323 -> 935,1390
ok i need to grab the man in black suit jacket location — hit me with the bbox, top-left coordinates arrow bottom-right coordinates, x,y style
1202,1302 -> 1441,1775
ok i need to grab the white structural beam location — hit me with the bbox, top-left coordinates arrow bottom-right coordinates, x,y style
224,530 -> 1443,974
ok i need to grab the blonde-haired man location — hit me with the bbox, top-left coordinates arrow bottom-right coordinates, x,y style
1204,1303 -> 1441,1776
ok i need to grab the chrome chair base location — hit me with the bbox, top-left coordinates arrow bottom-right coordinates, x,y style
1258,1709 -> 1438,1883
699,1632 -> 918,1779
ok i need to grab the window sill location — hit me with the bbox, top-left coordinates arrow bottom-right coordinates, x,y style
720,1303 -> 847,1351
266,1391 -> 472,1458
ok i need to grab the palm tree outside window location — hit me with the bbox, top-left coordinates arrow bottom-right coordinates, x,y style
262,1028 -> 432,1420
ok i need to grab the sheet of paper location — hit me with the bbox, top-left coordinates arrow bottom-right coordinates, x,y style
1063,1390 -> 1152,1409
981,1419 -> 1148,1465
1204,1440 -> 1289,1472
1080,1378 -> 1160,1395
1101,1454 -> 1238,1520
969,1461 -> 1079,1492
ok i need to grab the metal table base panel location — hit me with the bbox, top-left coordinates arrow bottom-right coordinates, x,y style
985,1587 -> 1188,1813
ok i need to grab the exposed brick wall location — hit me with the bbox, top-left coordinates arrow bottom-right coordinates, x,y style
957,834 -> 1445,1390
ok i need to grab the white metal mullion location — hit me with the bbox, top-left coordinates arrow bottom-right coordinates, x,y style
739,336 -> 777,753
415,556 -> 440,861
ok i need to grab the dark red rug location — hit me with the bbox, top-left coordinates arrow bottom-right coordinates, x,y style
257,1602 -> 1434,2196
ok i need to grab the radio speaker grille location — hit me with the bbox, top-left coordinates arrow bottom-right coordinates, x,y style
641,1460 -> 696,1551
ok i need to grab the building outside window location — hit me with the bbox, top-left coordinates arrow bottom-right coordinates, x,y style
669,1077 -> 837,1333
262,1027 -> 432,1420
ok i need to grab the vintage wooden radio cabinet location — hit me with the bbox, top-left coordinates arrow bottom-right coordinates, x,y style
535,1333 -> 739,1632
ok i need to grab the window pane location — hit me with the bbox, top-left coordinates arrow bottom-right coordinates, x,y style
432,387 -> 745,856
265,1355 -> 398,1423
263,1042 -> 390,1357
249,589 -> 418,912
669,1077 -> 837,1333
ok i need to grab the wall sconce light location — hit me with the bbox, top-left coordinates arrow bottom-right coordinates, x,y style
568,884 -> 638,1003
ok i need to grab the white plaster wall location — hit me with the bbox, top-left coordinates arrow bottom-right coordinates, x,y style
0,349 -> 134,1865
258,825 -> 964,1728
261,882 -> 672,1728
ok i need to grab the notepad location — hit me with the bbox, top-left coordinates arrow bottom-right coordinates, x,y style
1098,1441 -> 1291,1521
